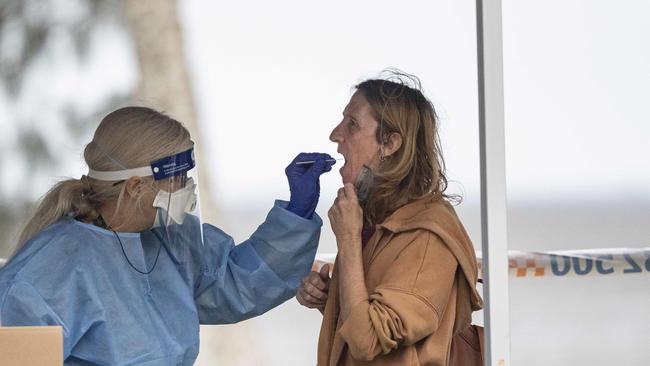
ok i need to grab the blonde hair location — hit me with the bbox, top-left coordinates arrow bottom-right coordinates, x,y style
357,71 -> 458,226
14,106 -> 192,254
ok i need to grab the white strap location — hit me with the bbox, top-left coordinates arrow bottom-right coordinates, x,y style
87,166 -> 153,181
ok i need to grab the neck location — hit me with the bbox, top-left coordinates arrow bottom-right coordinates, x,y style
98,201 -> 129,232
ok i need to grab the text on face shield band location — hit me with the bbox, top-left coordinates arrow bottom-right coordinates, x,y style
87,148 -> 195,181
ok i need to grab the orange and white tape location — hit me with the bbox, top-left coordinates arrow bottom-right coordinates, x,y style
314,248 -> 650,279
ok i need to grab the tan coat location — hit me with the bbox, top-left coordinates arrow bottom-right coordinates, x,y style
317,197 -> 483,365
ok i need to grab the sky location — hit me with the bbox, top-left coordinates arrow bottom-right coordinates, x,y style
180,0 -> 482,210
501,0 -> 650,201
178,0 -> 649,213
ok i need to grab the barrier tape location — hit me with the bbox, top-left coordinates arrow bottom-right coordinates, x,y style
2,249 -> 647,276
487,248 -> 650,278
314,248 -> 650,279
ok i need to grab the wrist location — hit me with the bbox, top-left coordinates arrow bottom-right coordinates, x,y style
336,235 -> 362,255
287,199 -> 314,219
336,232 -> 361,243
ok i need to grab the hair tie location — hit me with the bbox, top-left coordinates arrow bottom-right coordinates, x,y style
80,175 -> 93,198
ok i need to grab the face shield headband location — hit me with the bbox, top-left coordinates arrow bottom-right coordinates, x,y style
87,148 -> 196,182
87,147 -> 198,228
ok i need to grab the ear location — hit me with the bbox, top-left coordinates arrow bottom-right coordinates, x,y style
382,132 -> 403,158
124,176 -> 145,198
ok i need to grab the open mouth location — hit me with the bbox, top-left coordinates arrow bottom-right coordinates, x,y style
339,155 -> 348,173
338,154 -> 357,184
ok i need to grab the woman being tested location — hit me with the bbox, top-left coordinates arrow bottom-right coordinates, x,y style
297,72 -> 483,365
0,106 -> 334,365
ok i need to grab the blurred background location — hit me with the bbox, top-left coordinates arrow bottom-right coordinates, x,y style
0,0 -> 648,365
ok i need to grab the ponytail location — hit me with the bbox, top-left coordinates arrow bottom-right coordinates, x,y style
14,176 -> 101,255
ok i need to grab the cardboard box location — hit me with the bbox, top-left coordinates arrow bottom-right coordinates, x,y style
0,326 -> 63,365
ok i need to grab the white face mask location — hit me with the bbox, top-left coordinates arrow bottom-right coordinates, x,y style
152,178 -> 197,226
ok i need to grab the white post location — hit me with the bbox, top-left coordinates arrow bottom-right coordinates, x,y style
476,0 -> 511,365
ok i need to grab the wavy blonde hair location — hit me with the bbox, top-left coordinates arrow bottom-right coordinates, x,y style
13,106 -> 192,255
358,71 -> 457,226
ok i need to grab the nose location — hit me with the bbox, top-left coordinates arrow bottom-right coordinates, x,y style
329,122 -> 343,143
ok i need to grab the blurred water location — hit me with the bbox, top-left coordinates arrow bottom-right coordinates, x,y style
509,271 -> 649,366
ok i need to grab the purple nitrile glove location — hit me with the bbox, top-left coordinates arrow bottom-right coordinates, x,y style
285,152 -> 335,219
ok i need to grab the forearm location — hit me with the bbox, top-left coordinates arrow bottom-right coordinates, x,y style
246,200 -> 321,282
196,206 -> 321,324
336,239 -> 383,361
337,235 -> 368,321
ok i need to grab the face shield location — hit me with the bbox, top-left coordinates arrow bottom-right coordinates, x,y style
148,148 -> 203,263
87,147 -> 203,265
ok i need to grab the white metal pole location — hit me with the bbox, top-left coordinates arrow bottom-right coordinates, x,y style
476,0 -> 511,365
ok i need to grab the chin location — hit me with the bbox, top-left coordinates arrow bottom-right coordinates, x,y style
339,168 -> 354,185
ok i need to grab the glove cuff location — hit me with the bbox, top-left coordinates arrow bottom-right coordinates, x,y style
287,197 -> 316,220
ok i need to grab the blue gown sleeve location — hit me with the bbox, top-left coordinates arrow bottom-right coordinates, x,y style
195,200 -> 322,324
0,281 -> 78,358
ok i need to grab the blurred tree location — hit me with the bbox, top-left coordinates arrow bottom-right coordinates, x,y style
0,0 -> 132,257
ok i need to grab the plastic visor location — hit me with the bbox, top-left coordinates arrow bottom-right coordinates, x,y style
148,149 -> 204,264
87,148 -> 204,264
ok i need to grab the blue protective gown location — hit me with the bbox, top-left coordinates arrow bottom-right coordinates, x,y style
0,201 -> 321,365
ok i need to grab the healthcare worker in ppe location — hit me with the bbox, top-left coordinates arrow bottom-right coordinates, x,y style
0,106 -> 335,365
